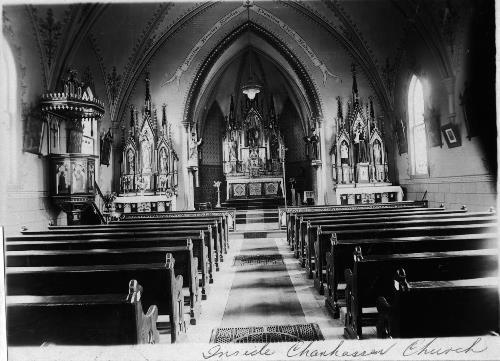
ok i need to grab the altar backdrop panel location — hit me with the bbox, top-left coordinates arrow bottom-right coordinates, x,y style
195,102 -> 225,206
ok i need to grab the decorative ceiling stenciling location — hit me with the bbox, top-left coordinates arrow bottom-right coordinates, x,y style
162,5 -> 246,88
26,5 -> 77,90
183,22 -> 324,131
162,2 -> 340,91
37,8 -> 62,68
107,66 -> 122,106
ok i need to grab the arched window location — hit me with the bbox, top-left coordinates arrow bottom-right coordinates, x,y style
1,35 -> 18,185
408,75 -> 428,175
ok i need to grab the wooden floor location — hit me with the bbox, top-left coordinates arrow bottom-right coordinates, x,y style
166,229 -> 352,344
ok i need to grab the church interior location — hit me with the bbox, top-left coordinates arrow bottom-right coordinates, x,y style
0,0 -> 498,355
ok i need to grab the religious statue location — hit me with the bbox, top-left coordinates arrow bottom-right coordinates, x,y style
229,137 -> 238,161
127,149 -> 135,174
270,133 -> 279,159
159,148 -> 168,173
57,164 -> 69,194
189,132 -> 202,160
353,122 -> 367,163
373,140 -> 382,164
340,141 -> 349,164
247,127 -> 259,148
141,137 -> 152,173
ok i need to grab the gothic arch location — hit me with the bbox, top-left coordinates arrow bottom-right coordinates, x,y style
183,21 -> 324,130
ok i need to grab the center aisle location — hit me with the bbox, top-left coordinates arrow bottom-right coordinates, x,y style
221,236 -> 306,326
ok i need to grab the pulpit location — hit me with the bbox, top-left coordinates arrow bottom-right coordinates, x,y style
330,64 -> 402,204
222,94 -> 285,200
41,69 -> 105,225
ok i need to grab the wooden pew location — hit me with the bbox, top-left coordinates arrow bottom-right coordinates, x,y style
117,208 -> 236,237
283,201 -> 428,245
107,218 -> 226,260
6,254 -> 184,343
376,271 -> 499,338
292,207 -> 446,258
112,215 -> 229,254
6,240 -> 201,324
7,279 -> 160,346
299,208 -> 468,267
26,221 -> 223,269
312,215 -> 497,293
15,227 -> 214,278
324,232 -> 499,318
344,248 -> 498,339
6,233 -> 212,299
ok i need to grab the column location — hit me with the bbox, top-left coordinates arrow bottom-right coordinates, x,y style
442,77 -> 456,123
316,117 -> 327,205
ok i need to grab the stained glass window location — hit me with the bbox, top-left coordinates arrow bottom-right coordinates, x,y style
408,75 -> 428,175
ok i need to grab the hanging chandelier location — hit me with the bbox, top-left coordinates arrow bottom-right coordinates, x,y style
241,7 -> 262,100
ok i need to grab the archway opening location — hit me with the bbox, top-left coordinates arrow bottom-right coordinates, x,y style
193,45 -> 315,207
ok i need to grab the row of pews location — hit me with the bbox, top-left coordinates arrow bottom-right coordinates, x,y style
284,201 -> 499,339
3,209 -> 233,345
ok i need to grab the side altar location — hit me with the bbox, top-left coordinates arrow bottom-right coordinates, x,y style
329,65 -> 403,205
117,74 -> 179,212
222,94 -> 285,199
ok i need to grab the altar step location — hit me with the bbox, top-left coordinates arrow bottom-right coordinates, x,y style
222,197 -> 285,210
236,209 -> 279,224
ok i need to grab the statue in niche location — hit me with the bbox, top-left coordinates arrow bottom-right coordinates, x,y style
57,163 -> 69,194
247,126 -> 259,148
340,141 -> 349,165
159,148 -> 168,173
141,136 -> 152,173
353,122 -> 367,163
229,135 -> 238,161
127,150 -> 135,174
373,140 -> 382,164
189,132 -> 202,160
270,133 -> 279,159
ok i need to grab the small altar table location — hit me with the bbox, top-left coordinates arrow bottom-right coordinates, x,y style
226,177 -> 284,199
113,193 -> 177,213
333,183 -> 403,205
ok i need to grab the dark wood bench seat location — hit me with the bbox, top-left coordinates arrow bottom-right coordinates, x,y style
7,280 -> 160,346
110,215 -> 229,253
324,232 -> 499,318
312,221 -> 497,295
305,213 -> 495,272
6,255 -> 185,343
51,217 -> 228,257
377,273 -> 499,338
6,241 -> 202,323
6,234 -> 211,297
287,207 -> 438,250
284,201 -> 428,241
297,208 -> 471,261
23,223 -> 223,269
293,207 -> 453,254
344,248 -> 498,339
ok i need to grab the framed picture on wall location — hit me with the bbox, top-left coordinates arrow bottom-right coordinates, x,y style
441,123 -> 461,148
22,113 -> 46,155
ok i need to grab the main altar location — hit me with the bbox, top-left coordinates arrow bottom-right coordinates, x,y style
117,74 -> 179,213
222,94 -> 285,199
329,65 -> 403,204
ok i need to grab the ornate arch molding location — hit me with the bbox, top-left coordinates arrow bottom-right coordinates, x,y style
195,46 -> 312,136
183,21 -> 323,129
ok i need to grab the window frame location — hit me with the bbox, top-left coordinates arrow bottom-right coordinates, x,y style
407,75 -> 429,178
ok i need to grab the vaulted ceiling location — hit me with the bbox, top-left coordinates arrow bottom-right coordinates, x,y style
3,0 -> 468,130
